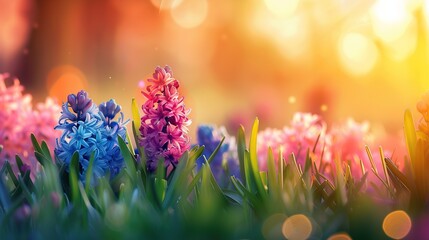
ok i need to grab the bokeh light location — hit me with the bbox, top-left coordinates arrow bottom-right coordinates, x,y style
264,0 -> 300,18
1,0 -> 429,142
371,0 -> 412,43
150,0 -> 183,10
382,210 -> 412,239
46,65 -> 87,101
282,214 -> 313,240
327,233 -> 352,240
338,32 -> 379,76
170,0 -> 208,29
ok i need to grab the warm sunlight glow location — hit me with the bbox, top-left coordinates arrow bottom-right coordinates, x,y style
282,214 -> 313,240
371,0 -> 412,43
170,0 -> 208,28
264,0 -> 300,18
150,0 -> 183,10
382,210 -> 412,239
339,32 -> 378,76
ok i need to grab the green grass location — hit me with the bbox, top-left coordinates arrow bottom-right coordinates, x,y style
0,112 -> 425,239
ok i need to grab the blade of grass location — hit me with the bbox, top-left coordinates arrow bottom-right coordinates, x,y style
237,126 -> 247,185
69,152 -> 80,203
131,98 -> 141,130
249,118 -> 267,199
404,109 -> 417,165
30,134 -> 42,153
379,146 -> 390,188
118,136 -> 137,183
85,152 -> 96,193
267,147 -> 277,198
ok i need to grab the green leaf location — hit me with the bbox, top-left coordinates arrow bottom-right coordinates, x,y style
69,151 -> 80,203
334,157 -> 347,206
237,126 -> 247,185
267,147 -> 278,198
118,136 -> 137,183
231,176 -> 259,207
206,137 -> 225,165
385,157 -> 411,192
85,152 -> 96,193
0,176 -> 11,211
404,109 -> 417,165
162,151 -> 190,209
30,133 -> 42,154
34,151 -> 50,167
154,178 -> 167,204
15,155 -> 27,176
126,130 -> 135,154
131,98 -> 141,131
4,162 -> 19,187
132,121 -> 147,172
40,141 -> 53,163
278,148 -> 284,190
248,118 -> 268,199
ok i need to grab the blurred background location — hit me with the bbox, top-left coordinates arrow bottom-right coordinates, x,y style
1,0 -> 428,137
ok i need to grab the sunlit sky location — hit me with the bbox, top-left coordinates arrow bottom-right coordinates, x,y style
1,0 -> 429,135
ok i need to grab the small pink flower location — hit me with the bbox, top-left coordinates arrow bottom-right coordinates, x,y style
257,128 -> 285,171
0,74 -> 60,175
329,118 -> 371,178
257,113 -> 331,171
283,112 -> 331,167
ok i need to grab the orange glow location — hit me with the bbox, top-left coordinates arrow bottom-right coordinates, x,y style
1,0 -> 428,138
264,0 -> 300,18
327,233 -> 352,240
170,0 -> 208,28
47,65 -> 87,101
151,0 -> 182,10
282,214 -> 313,240
371,0 -> 412,43
338,32 -> 379,76
382,210 -> 412,239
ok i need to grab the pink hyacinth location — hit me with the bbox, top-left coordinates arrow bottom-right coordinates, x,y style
257,113 -> 331,171
283,112 -> 331,168
329,119 -> 373,178
140,66 -> 191,172
0,73 -> 60,174
257,128 -> 286,171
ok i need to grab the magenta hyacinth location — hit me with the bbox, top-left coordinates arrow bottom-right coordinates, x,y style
140,66 -> 191,172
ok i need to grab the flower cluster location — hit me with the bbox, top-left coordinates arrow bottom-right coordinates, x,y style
257,113 -> 330,171
256,112 -> 392,180
140,66 -> 191,172
55,90 -> 127,180
0,73 -> 60,174
196,125 -> 239,182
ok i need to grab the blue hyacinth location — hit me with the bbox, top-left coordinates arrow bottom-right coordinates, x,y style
55,91 -> 128,181
196,125 -> 240,184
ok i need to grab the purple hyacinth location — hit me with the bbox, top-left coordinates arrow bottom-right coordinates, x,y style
196,124 -> 239,184
140,66 -> 191,172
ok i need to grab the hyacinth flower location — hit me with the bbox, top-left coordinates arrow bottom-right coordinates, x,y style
55,90 -> 128,180
196,125 -> 239,182
283,112 -> 331,167
257,112 -> 331,171
140,66 -> 191,172
257,128 -> 286,171
328,118 -> 391,182
0,73 -> 60,174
